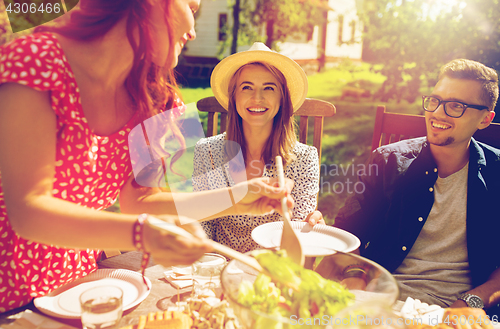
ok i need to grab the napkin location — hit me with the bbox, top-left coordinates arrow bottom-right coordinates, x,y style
0,310 -> 78,329
163,269 -> 222,290
164,258 -> 224,290
399,297 -> 444,325
164,266 -> 194,289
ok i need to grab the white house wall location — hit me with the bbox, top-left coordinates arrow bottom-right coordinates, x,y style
183,0 -> 362,61
185,0 -> 229,58
324,0 -> 363,59
278,27 -> 319,60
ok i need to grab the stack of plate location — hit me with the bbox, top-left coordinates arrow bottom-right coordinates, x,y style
34,269 -> 151,319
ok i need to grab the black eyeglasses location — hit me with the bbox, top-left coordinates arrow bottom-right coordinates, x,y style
422,96 -> 490,118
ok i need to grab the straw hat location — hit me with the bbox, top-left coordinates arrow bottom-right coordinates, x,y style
210,42 -> 308,112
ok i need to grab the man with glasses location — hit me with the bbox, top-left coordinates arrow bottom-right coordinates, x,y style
334,59 -> 500,314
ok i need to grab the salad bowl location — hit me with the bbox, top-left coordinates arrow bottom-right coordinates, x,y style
220,250 -> 399,329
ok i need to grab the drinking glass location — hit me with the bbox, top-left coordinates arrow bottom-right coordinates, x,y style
80,286 -> 123,329
192,253 -> 227,297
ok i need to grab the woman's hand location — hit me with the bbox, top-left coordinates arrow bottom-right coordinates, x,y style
230,177 -> 294,216
143,215 -> 213,267
303,210 -> 325,226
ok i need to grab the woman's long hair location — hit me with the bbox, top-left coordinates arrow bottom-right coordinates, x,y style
225,62 -> 297,170
35,0 -> 186,188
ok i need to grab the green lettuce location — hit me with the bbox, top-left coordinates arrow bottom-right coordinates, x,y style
236,250 -> 355,328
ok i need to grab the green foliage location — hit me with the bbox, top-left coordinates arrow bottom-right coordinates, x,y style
360,0 -> 500,109
223,0 -> 326,51
246,0 -> 326,48
458,0 -> 500,71
360,0 -> 451,103
180,87 -> 215,105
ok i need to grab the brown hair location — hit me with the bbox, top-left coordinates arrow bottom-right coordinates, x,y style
439,59 -> 499,111
225,62 -> 297,169
35,0 -> 186,188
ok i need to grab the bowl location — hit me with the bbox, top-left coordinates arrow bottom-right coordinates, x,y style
220,251 -> 399,329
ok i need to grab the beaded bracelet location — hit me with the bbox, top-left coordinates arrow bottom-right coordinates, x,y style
343,264 -> 368,280
133,213 -> 151,289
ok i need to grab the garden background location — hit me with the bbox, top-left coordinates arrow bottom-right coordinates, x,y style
178,61 -> 432,224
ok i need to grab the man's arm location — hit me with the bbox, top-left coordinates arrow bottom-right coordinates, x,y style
450,267 -> 500,310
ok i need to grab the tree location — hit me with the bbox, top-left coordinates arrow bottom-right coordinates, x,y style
247,0 -> 328,48
222,0 -> 327,54
458,0 -> 500,72
359,0 -> 463,103
359,0 -> 500,109
217,0 -> 260,57
230,0 -> 240,54
459,0 -> 500,116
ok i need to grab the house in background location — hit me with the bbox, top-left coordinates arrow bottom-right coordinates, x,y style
176,0 -> 363,87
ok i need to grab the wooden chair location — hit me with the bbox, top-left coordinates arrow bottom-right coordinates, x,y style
371,105 -> 500,151
196,96 -> 336,161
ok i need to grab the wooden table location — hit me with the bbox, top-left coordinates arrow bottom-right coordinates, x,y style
0,251 -> 195,329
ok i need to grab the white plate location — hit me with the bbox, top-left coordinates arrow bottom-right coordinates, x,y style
34,269 -> 152,319
251,221 -> 360,257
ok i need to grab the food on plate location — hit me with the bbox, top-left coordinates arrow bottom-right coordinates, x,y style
237,250 -> 355,320
184,295 -> 241,329
118,310 -> 192,329
119,295 -> 241,329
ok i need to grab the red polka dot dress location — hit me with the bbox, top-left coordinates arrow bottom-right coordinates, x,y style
0,33 -> 184,312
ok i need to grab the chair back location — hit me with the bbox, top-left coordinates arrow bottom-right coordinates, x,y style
371,105 -> 500,151
197,97 -> 336,161
196,96 -> 228,137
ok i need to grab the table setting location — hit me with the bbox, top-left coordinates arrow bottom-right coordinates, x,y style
0,221 -> 369,328
0,157 -> 495,329
1,241 -> 496,329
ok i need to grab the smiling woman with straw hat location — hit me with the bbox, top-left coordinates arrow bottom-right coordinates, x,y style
192,43 -> 322,253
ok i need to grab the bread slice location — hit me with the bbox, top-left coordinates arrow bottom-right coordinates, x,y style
120,310 -> 193,329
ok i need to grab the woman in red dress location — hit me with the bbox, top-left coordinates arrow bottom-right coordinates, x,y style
0,0 -> 292,312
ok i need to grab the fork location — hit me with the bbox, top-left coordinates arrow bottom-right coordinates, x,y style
275,156 -> 305,266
